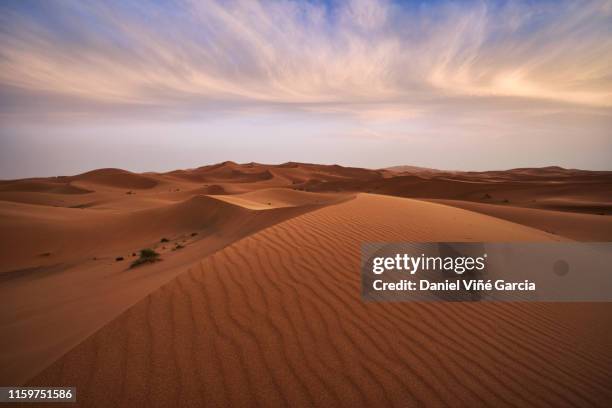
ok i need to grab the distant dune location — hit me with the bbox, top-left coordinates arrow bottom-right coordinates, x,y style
383,164 -> 448,174
71,168 -> 160,190
1,162 -> 611,406
429,199 -> 612,241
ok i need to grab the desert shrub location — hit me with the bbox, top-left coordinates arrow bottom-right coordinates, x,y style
160,237 -> 169,243
140,248 -> 158,258
130,248 -> 160,268
116,256 -> 124,261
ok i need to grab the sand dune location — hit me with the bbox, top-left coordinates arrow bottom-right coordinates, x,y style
71,168 -> 160,190
431,199 -> 612,241
314,175 -> 612,214
27,194 -> 610,407
305,164 -> 612,215
0,188 -> 349,385
0,180 -> 92,194
1,162 -> 611,406
167,161 -> 275,184
3,161 -> 608,214
384,164 -> 447,175
213,188 -> 351,209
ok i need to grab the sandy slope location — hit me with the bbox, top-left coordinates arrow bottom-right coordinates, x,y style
26,194 -> 611,407
213,188 -> 351,209
430,199 -> 612,241
308,166 -> 612,215
0,189 -> 349,385
1,162 -> 611,407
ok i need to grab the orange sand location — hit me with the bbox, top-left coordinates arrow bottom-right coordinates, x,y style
0,162 -> 610,406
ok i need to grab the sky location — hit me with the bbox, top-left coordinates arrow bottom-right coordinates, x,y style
0,0 -> 611,178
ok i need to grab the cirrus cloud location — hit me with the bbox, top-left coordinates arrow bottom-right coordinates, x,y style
0,0 -> 611,177
0,0 -> 610,120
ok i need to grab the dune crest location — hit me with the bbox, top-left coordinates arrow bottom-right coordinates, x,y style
1,162 -> 610,405
71,168 -> 159,189
26,194 -> 610,407
0,186 -> 351,385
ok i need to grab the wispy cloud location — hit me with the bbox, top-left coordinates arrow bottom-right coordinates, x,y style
0,0 -> 611,176
1,0 -> 610,122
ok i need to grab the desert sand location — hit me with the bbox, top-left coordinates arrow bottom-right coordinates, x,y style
1,162 -> 611,406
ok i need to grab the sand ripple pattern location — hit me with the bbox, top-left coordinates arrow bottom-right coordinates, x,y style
30,195 -> 612,407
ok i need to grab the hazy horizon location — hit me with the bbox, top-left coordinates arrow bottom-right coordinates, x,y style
2,157 -> 610,181
1,0 -> 611,178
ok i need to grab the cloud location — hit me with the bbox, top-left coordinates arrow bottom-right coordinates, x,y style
0,0 -> 610,124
